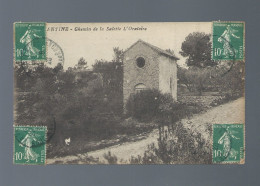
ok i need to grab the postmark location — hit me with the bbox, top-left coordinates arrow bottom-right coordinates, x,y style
46,38 -> 65,67
14,126 -> 47,165
213,124 -> 245,164
15,22 -> 46,61
212,21 -> 244,61
16,37 -> 65,77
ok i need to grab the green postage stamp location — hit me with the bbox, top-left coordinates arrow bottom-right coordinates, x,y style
213,124 -> 245,164
14,22 -> 46,61
14,126 -> 46,165
212,22 -> 244,61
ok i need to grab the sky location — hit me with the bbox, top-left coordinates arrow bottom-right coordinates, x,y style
47,22 -> 211,69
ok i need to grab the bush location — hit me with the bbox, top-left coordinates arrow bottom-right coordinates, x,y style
129,155 -> 142,164
129,122 -> 212,164
156,122 -> 211,164
209,93 -> 241,107
103,151 -> 118,164
126,89 -> 174,122
126,89 -> 201,126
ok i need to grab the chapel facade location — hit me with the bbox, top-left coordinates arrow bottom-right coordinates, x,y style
123,40 -> 179,106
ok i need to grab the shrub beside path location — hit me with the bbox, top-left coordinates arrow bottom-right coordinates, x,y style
47,97 -> 245,164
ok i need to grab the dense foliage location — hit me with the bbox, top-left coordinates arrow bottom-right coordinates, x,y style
128,121 -> 212,164
180,32 -> 218,68
15,51 -> 126,155
177,61 -> 245,97
14,36 -> 244,161
125,89 -> 203,127
178,32 -> 244,97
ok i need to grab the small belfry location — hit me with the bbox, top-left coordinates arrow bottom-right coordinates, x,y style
123,39 -> 179,107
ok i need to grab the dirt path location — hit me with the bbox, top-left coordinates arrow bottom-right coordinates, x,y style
47,97 -> 245,164
182,97 -> 245,145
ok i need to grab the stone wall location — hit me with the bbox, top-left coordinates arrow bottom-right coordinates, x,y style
158,55 -> 177,100
123,42 -> 160,105
178,95 -> 224,108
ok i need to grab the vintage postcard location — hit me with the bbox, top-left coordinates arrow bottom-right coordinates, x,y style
13,22 -> 245,164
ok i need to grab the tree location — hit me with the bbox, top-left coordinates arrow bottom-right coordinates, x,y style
180,32 -> 218,68
92,47 -> 124,115
93,47 -> 124,94
74,57 -> 88,70
177,66 -> 195,92
53,63 -> 63,74
214,61 -> 245,97
112,47 -> 124,63
177,66 -> 211,95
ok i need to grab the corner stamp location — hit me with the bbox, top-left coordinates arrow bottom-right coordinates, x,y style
14,22 -> 46,61
14,126 -> 47,165
212,21 -> 244,61
213,124 -> 245,164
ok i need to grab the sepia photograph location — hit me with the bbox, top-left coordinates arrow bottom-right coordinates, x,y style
13,22 -> 245,165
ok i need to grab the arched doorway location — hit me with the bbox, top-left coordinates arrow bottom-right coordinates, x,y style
134,83 -> 147,93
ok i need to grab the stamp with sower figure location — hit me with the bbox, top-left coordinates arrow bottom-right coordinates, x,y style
14,126 -> 47,165
212,21 -> 245,61
14,22 -> 46,61
213,124 -> 245,164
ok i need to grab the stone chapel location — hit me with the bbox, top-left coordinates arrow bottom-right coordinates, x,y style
123,39 -> 179,106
